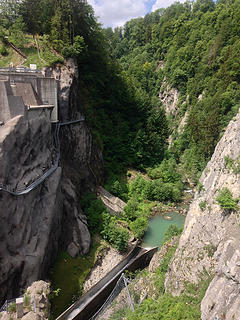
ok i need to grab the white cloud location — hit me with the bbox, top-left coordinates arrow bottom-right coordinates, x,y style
87,0 -> 186,28
152,0 -> 185,11
88,0 -> 148,28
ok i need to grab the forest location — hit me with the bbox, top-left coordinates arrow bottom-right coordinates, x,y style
1,0 -> 240,318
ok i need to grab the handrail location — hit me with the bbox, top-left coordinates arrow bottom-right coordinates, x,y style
0,117 -> 85,196
0,67 -> 41,74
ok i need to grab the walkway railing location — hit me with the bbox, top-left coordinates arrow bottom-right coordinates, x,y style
0,117 -> 85,196
90,273 -> 134,320
0,67 -> 41,74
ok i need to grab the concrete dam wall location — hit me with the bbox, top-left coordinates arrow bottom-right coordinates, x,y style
0,68 -> 58,123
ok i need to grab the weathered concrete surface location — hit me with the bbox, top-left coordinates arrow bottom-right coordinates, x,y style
0,69 -> 58,123
165,111 -> 240,320
0,81 -> 26,123
97,186 -> 126,214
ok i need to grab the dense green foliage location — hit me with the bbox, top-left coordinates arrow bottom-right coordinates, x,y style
128,160 -> 184,203
128,175 -> 183,202
101,161 -> 184,242
105,0 -> 240,181
1,0 -> 240,180
5,0 -> 239,180
125,286 -> 207,320
216,187 -> 239,211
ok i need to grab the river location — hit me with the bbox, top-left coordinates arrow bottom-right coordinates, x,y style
142,212 -> 185,249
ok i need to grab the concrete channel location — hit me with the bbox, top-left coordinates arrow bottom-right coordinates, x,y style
56,245 -> 158,320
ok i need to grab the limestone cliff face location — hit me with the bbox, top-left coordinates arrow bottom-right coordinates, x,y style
0,60 -> 104,304
45,59 -> 104,188
165,110 -> 240,320
159,79 -> 188,146
159,79 -> 179,116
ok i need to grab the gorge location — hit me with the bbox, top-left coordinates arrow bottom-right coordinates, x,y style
1,0 -> 240,319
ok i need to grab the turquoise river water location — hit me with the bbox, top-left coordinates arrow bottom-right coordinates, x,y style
142,212 -> 185,249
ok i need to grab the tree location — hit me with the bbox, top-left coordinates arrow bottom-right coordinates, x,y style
0,0 -> 21,28
216,188 -> 238,212
20,0 -> 53,35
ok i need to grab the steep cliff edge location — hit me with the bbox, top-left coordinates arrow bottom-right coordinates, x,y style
165,111 -> 240,319
0,60 -> 103,304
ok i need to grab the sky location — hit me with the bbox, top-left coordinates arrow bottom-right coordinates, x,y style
87,0 -> 185,28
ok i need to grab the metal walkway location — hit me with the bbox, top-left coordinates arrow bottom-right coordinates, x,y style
0,117 -> 85,196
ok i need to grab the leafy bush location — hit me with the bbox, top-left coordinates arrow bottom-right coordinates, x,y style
216,188 -> 238,211
145,180 -> 183,202
62,35 -> 87,59
147,158 -> 181,183
199,201 -> 207,211
129,175 -> 183,203
164,225 -> 182,242
83,198 -> 107,233
129,216 -> 148,239
0,43 -> 7,56
81,193 -> 107,233
101,214 -> 129,252
104,174 -> 129,201
128,176 -> 149,200
8,302 -> 16,313
123,197 -> 141,221
40,35 -> 64,65
180,145 -> 207,184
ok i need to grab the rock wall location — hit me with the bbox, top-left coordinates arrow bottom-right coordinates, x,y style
0,280 -> 50,320
0,59 -> 104,304
159,79 -> 188,146
165,110 -> 240,320
159,79 -> 179,116
45,59 -> 104,189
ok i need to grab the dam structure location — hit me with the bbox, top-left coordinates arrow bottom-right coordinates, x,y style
0,66 -> 85,196
0,67 -> 58,123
